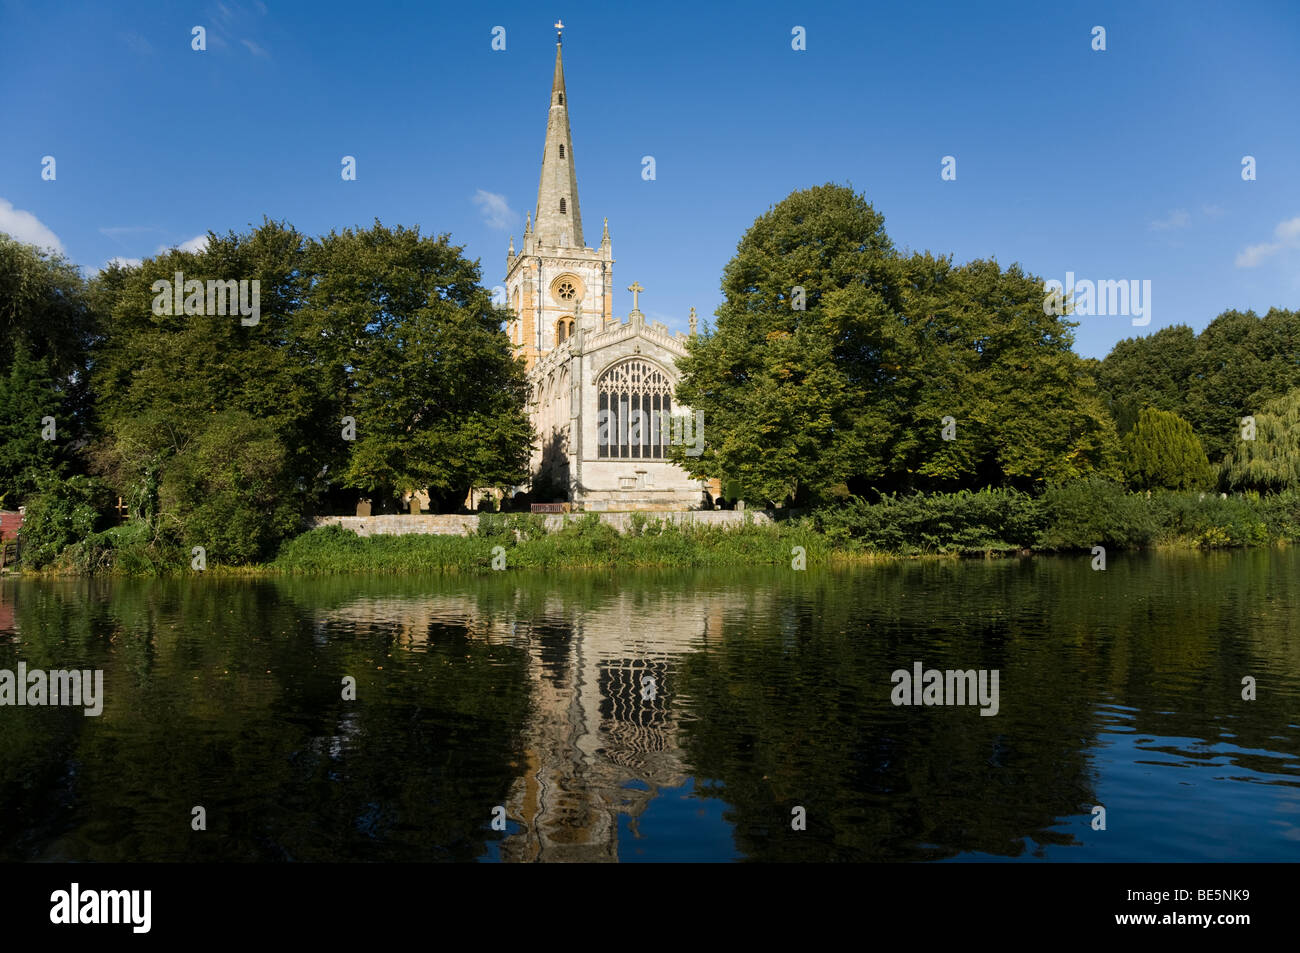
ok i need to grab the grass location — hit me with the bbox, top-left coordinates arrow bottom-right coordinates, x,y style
21,483 -> 1300,576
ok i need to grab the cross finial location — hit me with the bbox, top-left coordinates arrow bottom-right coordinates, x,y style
554,19 -> 564,41
628,281 -> 644,312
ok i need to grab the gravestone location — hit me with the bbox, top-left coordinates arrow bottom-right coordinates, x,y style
356,500 -> 372,517
409,498 -> 421,515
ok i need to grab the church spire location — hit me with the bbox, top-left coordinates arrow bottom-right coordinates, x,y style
533,23 -> 583,249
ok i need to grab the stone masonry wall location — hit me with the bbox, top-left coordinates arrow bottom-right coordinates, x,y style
314,510 -> 775,538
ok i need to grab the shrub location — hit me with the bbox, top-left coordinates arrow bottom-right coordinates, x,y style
1037,478 -> 1155,550
1121,407 -> 1213,490
18,475 -> 112,569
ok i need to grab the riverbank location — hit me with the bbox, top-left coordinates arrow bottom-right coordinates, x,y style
12,482 -> 1299,576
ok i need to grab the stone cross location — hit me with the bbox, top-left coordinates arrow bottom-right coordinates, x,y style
628,281 -> 644,312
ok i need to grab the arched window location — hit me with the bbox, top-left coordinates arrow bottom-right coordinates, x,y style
558,144 -> 565,158
596,359 -> 673,459
557,93 -> 564,105
559,197 -> 567,214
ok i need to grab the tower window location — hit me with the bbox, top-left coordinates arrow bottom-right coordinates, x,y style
558,144 -> 565,158
557,93 -> 564,105
559,198 -> 567,214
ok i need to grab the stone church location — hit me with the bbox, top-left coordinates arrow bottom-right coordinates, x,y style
504,26 -> 710,511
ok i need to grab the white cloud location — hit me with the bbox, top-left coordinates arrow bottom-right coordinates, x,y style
1201,204 -> 1225,218
241,38 -> 269,57
1235,215 -> 1300,268
156,234 -> 210,255
0,198 -> 64,253
473,190 -> 515,230
1149,209 -> 1190,231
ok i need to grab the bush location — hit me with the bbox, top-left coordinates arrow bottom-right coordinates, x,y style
811,488 -> 1044,554
1121,407 -> 1213,490
1037,478 -> 1155,550
19,475 -> 112,569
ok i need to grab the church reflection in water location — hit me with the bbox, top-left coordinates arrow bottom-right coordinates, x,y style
315,586 -> 734,862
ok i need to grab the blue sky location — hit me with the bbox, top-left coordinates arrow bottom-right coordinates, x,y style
2,0 -> 1297,358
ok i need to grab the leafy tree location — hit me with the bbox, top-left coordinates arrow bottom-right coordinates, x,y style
86,219 -> 532,563
1120,407 -> 1213,490
0,345 -> 64,500
306,223 -> 532,511
1221,387 -> 1300,492
1096,325 -> 1198,434
1100,309 -> 1300,463
0,234 -> 99,503
89,221 -> 326,557
674,185 -> 1119,503
18,474 -> 112,568
157,410 -> 302,564
0,233 -> 97,383
671,185 -> 898,504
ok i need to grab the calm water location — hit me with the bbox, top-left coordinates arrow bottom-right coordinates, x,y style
1,551 -> 1298,862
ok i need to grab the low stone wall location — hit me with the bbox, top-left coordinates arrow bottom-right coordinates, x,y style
314,510 -> 775,538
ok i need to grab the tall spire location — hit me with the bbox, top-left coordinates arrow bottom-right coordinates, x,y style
533,24 -> 583,249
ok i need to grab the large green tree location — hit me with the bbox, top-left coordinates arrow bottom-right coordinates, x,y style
305,223 -> 532,512
87,219 -> 531,562
673,185 -> 1119,504
1221,387 -> 1300,492
1120,407 -> 1213,490
0,234 -> 98,503
1096,324 -> 1198,435
1100,308 -> 1300,463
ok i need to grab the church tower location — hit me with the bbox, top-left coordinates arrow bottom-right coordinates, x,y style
505,22 -> 615,371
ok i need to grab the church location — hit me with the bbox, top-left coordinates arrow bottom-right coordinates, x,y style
504,24 -> 711,511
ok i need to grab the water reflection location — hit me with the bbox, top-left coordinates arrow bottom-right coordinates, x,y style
0,551 -> 1297,862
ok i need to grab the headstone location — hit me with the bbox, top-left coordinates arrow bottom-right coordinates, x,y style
356,500 -> 372,517
736,499 -> 745,512
409,498 -> 421,515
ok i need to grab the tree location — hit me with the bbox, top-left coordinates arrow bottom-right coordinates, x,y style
673,185 -> 1119,503
306,223 -> 532,511
1096,325 -> 1198,435
0,234 -> 98,503
672,184 -> 901,505
0,345 -> 64,501
1221,387 -> 1300,492
1120,407 -> 1213,490
1100,309 -> 1300,463
89,220 -> 327,559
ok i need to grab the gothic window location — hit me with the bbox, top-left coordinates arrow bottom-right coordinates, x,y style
558,144 -> 565,158
555,279 -> 576,301
596,359 -> 673,459
557,93 -> 564,105
559,197 -> 567,214
556,318 -> 574,343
